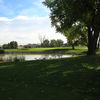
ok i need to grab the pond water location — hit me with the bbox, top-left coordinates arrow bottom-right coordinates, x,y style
0,54 -> 73,62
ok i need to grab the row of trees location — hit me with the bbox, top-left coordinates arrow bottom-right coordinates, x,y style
43,0 -> 100,55
41,39 -> 64,47
2,41 -> 18,49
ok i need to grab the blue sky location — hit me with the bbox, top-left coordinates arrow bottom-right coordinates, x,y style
0,0 -> 48,18
0,0 -> 67,45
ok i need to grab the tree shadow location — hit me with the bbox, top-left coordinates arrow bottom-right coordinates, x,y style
0,56 -> 100,100
43,48 -> 70,53
43,48 -> 87,55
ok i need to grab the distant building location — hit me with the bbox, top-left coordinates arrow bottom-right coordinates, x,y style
18,45 -> 24,49
24,44 -> 40,48
31,44 -> 40,48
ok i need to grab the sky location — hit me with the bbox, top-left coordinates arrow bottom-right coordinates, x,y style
0,0 -> 67,45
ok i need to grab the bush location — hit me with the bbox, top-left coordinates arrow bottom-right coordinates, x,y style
0,49 -> 5,54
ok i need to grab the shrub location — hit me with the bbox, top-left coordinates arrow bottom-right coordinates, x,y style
0,49 -> 5,54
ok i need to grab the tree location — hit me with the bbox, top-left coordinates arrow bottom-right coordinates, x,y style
97,35 -> 100,49
43,0 -> 100,55
56,39 -> 64,47
66,28 -> 78,50
2,44 -> 9,49
65,22 -> 88,49
50,39 -> 57,47
39,35 -> 46,47
50,39 -> 64,47
2,41 -> 18,49
42,39 -> 50,47
9,41 -> 18,49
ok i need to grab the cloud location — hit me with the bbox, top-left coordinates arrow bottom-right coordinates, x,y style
0,17 -> 10,21
0,0 -> 49,18
19,0 -> 49,17
0,16 -> 67,45
32,0 -> 50,13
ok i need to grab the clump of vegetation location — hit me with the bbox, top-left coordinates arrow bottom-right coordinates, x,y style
41,39 -> 64,48
0,49 -> 5,54
2,41 -> 18,49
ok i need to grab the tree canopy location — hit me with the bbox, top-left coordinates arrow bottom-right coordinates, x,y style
65,22 -> 87,49
43,0 -> 100,55
2,41 -> 18,49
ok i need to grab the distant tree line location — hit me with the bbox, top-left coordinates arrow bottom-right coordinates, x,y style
41,39 -> 64,47
2,41 -> 18,49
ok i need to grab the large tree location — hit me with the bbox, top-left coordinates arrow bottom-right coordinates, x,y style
43,0 -> 100,55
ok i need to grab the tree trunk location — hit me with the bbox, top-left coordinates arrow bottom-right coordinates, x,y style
87,26 -> 99,55
72,44 -> 75,50
97,36 -> 100,49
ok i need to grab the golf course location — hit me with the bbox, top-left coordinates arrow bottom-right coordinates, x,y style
0,47 -> 100,100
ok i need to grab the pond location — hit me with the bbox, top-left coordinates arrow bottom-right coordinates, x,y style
0,54 -> 73,62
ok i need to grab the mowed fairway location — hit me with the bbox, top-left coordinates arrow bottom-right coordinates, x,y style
5,46 -> 87,54
0,55 -> 100,100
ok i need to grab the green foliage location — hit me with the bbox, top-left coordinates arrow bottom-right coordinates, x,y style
65,22 -> 88,49
9,41 -> 18,49
43,0 -> 99,29
50,39 -> 57,47
56,39 -> 64,47
41,39 -> 50,47
2,44 -> 9,49
2,41 -> 18,49
43,0 -> 100,55
50,39 -> 64,47
41,39 -> 64,47
0,49 -> 5,54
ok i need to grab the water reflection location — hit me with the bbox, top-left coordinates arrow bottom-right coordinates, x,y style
0,54 -> 72,62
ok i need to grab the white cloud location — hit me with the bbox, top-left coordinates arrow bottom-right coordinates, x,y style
32,0 -> 50,13
0,17 -> 10,21
0,16 -> 67,45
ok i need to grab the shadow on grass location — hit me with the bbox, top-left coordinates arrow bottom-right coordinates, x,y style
42,48 -> 69,53
43,48 -> 87,54
0,56 -> 100,100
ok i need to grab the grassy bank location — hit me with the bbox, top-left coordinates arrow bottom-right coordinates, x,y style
5,46 -> 87,54
0,55 -> 100,100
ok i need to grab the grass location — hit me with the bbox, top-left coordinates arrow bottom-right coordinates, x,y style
5,46 -> 87,54
5,46 -> 100,55
0,55 -> 100,100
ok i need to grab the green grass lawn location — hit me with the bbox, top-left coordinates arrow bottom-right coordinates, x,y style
5,46 -> 100,55
5,46 -> 88,54
0,55 -> 100,100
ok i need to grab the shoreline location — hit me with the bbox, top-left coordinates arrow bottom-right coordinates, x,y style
4,51 -> 86,55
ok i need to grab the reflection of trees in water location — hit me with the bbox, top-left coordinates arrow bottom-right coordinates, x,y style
3,55 -> 25,62
0,54 -> 72,62
40,54 -> 49,60
54,54 -> 63,58
40,54 -> 63,60
0,57 -> 3,61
